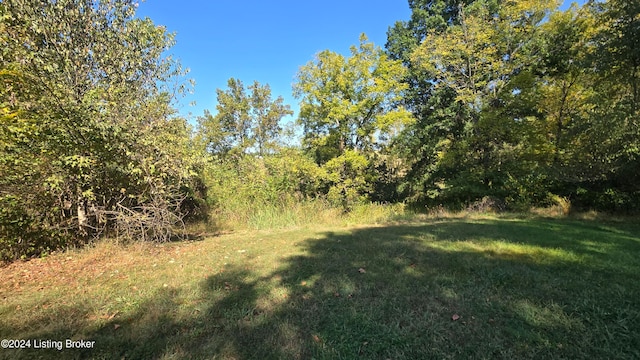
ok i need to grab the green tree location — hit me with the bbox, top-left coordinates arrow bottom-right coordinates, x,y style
571,0 -> 640,210
390,0 -> 557,207
412,0 -> 555,114
1,0 -> 198,259
249,82 -> 293,156
386,0 -> 479,131
293,34 -> 413,164
387,0 -> 487,205
198,78 -> 292,157
389,0 -> 640,211
592,0 -> 640,115
293,34 -> 413,207
537,5 -> 597,174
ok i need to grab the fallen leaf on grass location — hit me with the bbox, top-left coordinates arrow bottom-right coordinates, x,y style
358,268 -> 366,273
452,314 -> 460,321
98,311 -> 119,320
114,324 -> 121,330
312,334 -> 322,343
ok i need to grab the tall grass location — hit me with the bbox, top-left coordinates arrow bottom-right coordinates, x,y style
210,198 -> 409,231
202,153 -> 412,231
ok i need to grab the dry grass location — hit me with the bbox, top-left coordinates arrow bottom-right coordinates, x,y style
1,212 -> 639,359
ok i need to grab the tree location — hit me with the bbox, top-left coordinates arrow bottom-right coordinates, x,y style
292,34 -> 413,207
386,0 -> 479,132
386,0 -> 488,205
569,0 -> 640,211
250,82 -> 292,156
592,0 -> 640,115
1,0 -> 199,259
198,78 -> 292,157
389,0 -> 557,207
387,0 -> 640,211
412,0 -> 555,113
293,34 -> 413,164
536,5 -> 597,174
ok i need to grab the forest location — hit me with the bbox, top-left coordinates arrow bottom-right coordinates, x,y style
1,0 -> 639,260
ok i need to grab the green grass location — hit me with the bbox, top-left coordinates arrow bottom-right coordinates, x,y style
1,214 -> 639,359
208,199 -> 409,230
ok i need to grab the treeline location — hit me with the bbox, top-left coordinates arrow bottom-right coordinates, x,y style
387,0 -> 640,212
1,0 -> 205,260
1,0 -> 638,260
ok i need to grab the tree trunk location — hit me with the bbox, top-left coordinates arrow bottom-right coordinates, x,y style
77,184 -> 88,236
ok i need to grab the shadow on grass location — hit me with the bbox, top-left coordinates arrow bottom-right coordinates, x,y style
3,219 -> 640,359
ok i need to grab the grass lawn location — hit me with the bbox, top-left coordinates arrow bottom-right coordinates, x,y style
1,214 -> 639,359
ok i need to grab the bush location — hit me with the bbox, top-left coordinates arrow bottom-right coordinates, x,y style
323,150 -> 371,210
466,196 -> 506,213
204,150 -> 328,229
0,195 -> 72,262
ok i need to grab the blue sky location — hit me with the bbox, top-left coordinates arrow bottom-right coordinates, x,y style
136,0 -> 586,125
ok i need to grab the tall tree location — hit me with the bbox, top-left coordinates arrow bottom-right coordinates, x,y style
412,0 -> 555,116
293,33 -> 412,164
592,0 -> 640,115
198,78 -> 292,157
249,82 -> 293,156
386,0 -> 485,204
293,34 -> 413,207
580,0 -> 640,210
1,0 -> 197,258
386,0 -> 478,125
390,0 -> 559,206
536,5 -> 597,175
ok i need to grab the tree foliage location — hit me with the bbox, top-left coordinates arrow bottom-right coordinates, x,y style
292,34 -> 413,208
294,34 -> 413,163
1,0 -> 202,260
412,0 -> 555,112
387,0 -> 640,211
198,78 -> 293,157
3,0 -> 639,262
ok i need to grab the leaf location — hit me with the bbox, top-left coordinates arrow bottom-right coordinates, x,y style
452,314 -> 460,321
358,267 -> 366,273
